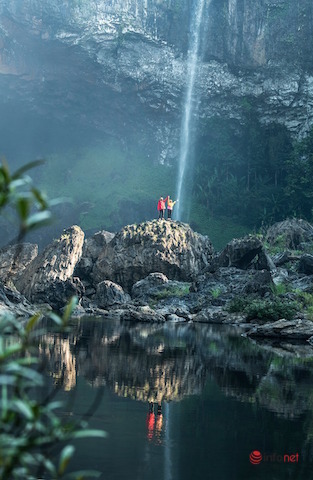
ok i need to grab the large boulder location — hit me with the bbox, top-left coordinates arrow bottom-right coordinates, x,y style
94,280 -> 130,308
298,254 -> 313,275
247,319 -> 313,339
75,230 -> 115,283
15,225 -> 84,308
266,219 -> 313,249
214,235 -> 264,270
0,243 -> 38,284
92,220 -> 214,291
131,272 -> 169,299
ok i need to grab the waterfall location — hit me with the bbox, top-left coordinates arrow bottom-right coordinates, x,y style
175,0 -> 206,221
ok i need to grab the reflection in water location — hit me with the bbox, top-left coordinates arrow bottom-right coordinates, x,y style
38,318 -> 313,419
146,403 -> 163,443
39,335 -> 76,391
37,318 -> 313,480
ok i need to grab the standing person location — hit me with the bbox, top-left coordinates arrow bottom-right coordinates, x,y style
157,196 -> 167,219
167,196 -> 178,219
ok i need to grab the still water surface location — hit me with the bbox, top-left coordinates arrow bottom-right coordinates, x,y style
39,317 -> 313,480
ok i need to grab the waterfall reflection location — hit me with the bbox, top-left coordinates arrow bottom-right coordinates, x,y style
38,318 -> 313,419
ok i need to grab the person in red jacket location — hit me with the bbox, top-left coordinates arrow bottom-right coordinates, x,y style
157,196 -> 168,219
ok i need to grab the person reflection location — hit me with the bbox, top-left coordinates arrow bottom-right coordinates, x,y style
146,402 -> 163,443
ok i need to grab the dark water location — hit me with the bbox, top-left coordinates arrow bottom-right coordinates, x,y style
39,317 -> 313,480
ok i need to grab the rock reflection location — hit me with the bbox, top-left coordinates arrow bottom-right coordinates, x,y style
38,318 -> 313,418
39,335 -> 76,391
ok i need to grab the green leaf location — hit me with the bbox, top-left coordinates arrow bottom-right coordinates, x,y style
6,364 -> 43,386
9,178 -> 30,190
0,343 -> 22,361
12,399 -> 34,420
24,210 -> 52,230
58,445 -> 75,475
0,374 -> 16,385
31,187 -> 48,210
16,197 -> 30,221
0,158 -> 11,183
49,312 -> 63,326
62,297 -> 78,325
25,313 -> 41,335
12,159 -> 45,180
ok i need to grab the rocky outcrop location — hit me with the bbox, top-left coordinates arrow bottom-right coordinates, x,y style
15,226 -> 84,309
266,219 -> 313,249
0,282 -> 36,318
246,319 -> 313,340
92,220 -> 214,291
117,305 -> 166,323
132,272 -> 169,299
212,236 -> 269,271
75,230 -> 115,294
4,219 -> 313,340
94,280 -> 130,308
298,254 -> 313,275
0,0 -> 313,179
0,243 -> 38,284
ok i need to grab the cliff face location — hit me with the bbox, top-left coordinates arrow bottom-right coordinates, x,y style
0,0 -> 313,162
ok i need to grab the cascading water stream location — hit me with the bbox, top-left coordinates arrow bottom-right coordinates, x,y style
175,0 -> 206,221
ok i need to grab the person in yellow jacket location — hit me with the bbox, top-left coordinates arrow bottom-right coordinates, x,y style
167,196 -> 178,219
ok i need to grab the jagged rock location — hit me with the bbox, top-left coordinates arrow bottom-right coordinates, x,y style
0,243 -> 38,284
94,280 -> 131,308
117,305 -> 166,323
192,267 -> 272,306
131,272 -> 169,298
213,236 -> 263,270
242,270 -> 274,296
167,314 -> 186,323
298,254 -> 313,275
193,307 -> 245,324
0,282 -> 36,318
290,275 -> 313,292
15,226 -> 84,309
75,230 -> 115,282
272,268 -> 289,286
39,277 -> 85,310
271,251 -> 294,267
92,220 -> 214,291
193,307 -> 229,323
266,219 -> 313,249
155,304 -> 192,321
246,319 -> 313,339
251,249 -> 276,271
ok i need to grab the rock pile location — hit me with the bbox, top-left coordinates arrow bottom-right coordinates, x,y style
3,218 -> 313,343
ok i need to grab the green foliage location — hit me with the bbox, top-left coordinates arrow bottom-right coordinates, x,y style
227,295 -> 298,321
0,158 -> 54,238
244,298 -> 298,321
306,306 -> 313,321
0,309 -> 106,480
153,283 -> 190,300
285,128 -> 313,219
270,282 -> 288,295
210,287 -> 222,299
227,296 -> 250,313
193,115 -> 293,228
0,159 -> 106,479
